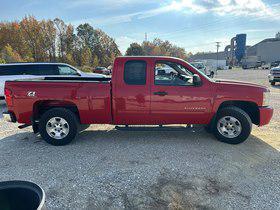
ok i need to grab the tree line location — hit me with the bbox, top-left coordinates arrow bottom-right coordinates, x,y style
0,16 -> 121,71
126,39 -> 192,60
0,16 -> 191,71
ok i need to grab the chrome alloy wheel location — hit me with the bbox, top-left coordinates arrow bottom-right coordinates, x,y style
217,116 -> 242,138
46,117 -> 69,140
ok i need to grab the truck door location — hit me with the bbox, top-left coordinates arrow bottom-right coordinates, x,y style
150,60 -> 213,124
113,58 -> 151,124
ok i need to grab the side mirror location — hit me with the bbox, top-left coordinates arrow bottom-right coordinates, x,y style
193,74 -> 202,86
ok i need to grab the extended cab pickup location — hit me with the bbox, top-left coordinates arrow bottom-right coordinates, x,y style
3,56 -> 273,146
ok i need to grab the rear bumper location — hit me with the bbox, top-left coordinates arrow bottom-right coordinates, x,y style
3,111 -> 16,123
259,106 -> 273,126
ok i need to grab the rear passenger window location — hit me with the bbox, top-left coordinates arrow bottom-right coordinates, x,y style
124,60 -> 146,85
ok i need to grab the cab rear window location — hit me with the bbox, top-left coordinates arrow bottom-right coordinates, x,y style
124,60 -> 147,85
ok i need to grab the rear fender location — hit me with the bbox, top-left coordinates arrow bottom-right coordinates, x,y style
33,100 -> 80,122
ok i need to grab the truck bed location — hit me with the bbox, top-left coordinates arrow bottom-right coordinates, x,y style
5,77 -> 112,124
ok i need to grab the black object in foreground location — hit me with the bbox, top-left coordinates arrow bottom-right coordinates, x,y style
0,180 -> 46,210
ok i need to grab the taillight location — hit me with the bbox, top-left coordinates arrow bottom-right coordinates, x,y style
4,88 -> 13,106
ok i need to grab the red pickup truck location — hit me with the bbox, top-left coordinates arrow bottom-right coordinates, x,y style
3,56 -> 273,146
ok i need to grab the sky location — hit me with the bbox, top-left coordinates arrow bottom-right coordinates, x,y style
1,0 -> 280,54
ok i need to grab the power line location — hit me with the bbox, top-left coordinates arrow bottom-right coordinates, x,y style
141,18 -> 277,53
158,16 -> 243,38
150,2 -> 280,40
146,18 -> 276,51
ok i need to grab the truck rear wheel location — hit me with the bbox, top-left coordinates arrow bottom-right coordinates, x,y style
32,122 -> 39,134
214,107 -> 252,144
39,108 -> 78,146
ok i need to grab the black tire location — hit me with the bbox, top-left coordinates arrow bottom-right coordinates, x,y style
32,123 -> 39,134
270,81 -> 275,86
204,116 -> 216,133
213,106 -> 252,144
39,108 -> 78,146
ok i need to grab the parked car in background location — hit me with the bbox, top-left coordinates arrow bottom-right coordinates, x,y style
261,62 -> 270,70
94,67 -> 110,75
242,60 -> 262,69
107,65 -> 113,74
190,62 -> 215,78
0,63 -> 105,99
270,61 -> 280,68
268,66 -> 280,85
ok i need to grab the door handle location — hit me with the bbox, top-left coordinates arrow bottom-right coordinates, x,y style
153,91 -> 168,96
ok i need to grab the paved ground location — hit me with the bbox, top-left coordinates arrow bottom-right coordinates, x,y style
0,69 -> 279,209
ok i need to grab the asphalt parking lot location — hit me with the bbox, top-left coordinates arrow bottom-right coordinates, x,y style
0,69 -> 279,209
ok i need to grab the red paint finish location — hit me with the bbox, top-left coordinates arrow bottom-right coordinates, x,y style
4,56 -> 273,127
112,57 -> 152,124
259,106 -> 273,126
149,57 -> 213,124
5,81 -> 111,124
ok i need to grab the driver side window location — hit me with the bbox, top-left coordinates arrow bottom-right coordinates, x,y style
154,61 -> 194,86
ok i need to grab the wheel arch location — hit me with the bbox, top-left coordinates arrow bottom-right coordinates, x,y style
33,100 -> 80,123
216,100 -> 260,125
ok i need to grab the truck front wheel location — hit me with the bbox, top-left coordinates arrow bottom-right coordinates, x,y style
214,107 -> 252,144
39,108 -> 78,146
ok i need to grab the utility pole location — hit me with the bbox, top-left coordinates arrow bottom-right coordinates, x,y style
145,33 -> 147,42
215,42 -> 221,72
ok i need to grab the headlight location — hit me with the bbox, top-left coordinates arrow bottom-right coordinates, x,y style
263,91 -> 270,106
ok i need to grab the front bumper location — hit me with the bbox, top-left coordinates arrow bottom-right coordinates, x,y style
3,111 -> 16,123
259,106 -> 273,126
